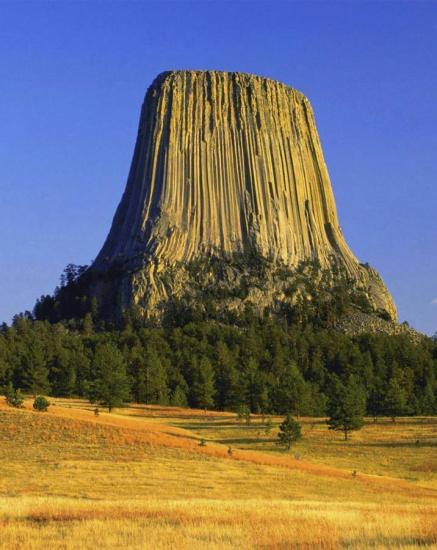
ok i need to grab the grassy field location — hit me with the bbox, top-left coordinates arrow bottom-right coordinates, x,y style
0,397 -> 436,548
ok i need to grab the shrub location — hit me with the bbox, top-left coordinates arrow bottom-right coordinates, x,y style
33,395 -> 50,412
5,382 -> 24,408
277,415 -> 302,450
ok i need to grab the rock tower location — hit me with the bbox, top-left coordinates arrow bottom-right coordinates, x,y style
90,70 -> 396,321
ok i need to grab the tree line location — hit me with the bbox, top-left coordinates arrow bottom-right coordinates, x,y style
1,312 -> 435,417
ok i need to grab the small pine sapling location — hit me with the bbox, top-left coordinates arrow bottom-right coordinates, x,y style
33,395 -> 50,412
277,415 -> 302,450
5,383 -> 24,408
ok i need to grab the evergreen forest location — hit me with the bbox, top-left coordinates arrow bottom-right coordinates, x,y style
1,264 -> 436,417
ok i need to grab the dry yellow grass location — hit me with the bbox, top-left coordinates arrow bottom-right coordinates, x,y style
133,403 -> 437,489
0,497 -> 435,549
0,397 -> 436,548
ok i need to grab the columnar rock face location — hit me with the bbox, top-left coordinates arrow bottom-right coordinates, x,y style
92,70 -> 396,321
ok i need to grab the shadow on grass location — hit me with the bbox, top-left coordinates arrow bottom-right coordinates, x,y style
358,441 -> 437,448
216,437 -> 278,446
339,536 -> 434,549
176,422 -> 260,431
160,431 -> 200,442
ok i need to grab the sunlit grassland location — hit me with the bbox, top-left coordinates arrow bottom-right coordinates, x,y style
1,497 -> 436,550
162,409 -> 437,489
0,397 -> 436,548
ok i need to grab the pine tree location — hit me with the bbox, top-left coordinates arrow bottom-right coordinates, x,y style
307,348 -> 325,386
82,313 -> 94,336
5,382 -> 24,408
0,337 -> 9,387
367,381 -> 385,422
215,341 -> 242,410
14,326 -> 50,396
50,348 -> 76,396
91,343 -> 131,412
4,381 -> 15,404
236,404 -> 251,424
72,343 -> 91,396
136,348 -> 168,404
33,395 -> 50,411
383,376 -> 407,422
191,357 -> 215,409
22,338 -> 50,396
277,415 -> 302,450
327,376 -> 366,440
170,384 -> 188,407
273,363 -> 311,416
129,348 -> 146,402
242,357 -> 268,413
420,383 -> 436,415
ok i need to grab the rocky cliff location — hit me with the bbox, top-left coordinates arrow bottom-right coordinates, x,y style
90,70 -> 396,321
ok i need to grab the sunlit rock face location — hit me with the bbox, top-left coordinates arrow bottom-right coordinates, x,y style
91,70 -> 396,321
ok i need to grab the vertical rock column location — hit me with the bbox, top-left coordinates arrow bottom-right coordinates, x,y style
92,70 -> 396,320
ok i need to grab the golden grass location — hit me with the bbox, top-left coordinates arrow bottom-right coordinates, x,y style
0,497 -> 436,549
145,405 -> 437,489
3,399 -> 435,498
1,397 -> 436,548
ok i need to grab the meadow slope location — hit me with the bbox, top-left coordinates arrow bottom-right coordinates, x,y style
0,398 -> 436,549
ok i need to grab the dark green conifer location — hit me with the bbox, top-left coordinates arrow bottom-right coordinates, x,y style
327,376 -> 366,440
277,415 -> 302,450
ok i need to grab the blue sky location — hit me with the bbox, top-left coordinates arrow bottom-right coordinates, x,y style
0,1 -> 436,334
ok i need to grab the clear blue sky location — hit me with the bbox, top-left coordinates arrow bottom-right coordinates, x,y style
0,1 -> 436,334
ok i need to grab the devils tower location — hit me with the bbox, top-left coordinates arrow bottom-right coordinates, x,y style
89,70 -> 396,322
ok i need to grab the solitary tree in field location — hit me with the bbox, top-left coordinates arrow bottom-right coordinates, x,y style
277,415 -> 302,450
91,343 -> 131,412
327,376 -> 366,440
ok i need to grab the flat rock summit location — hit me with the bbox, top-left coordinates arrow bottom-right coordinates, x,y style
90,70 -> 396,321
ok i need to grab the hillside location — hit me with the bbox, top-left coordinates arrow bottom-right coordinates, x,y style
1,397 -> 436,548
